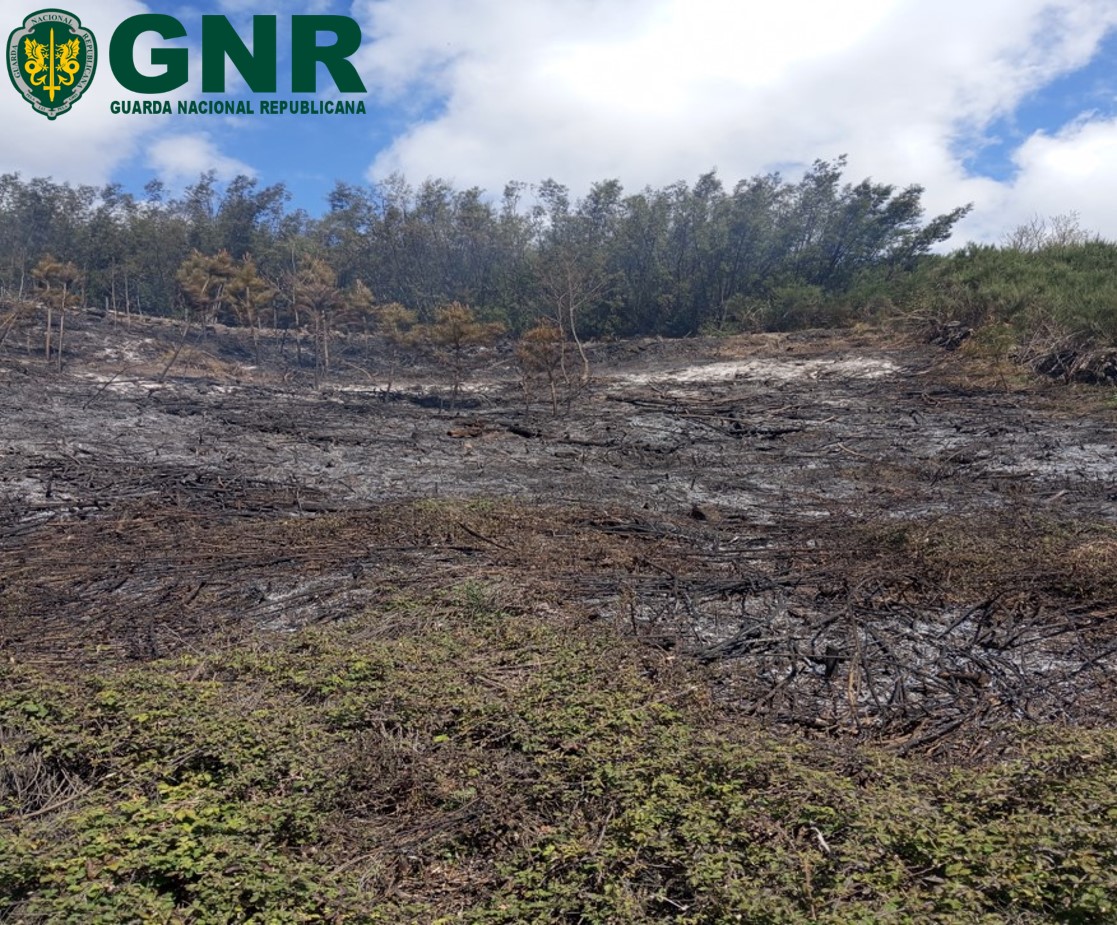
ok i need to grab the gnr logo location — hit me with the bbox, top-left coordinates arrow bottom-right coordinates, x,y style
108,14 -> 367,94
7,10 -> 367,119
7,9 -> 97,120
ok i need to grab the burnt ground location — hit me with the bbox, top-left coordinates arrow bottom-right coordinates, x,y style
2,314 -> 1116,757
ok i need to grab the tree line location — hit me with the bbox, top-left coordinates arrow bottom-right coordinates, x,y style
0,157 -> 971,342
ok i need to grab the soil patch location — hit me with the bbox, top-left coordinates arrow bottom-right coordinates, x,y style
3,318 -> 1116,755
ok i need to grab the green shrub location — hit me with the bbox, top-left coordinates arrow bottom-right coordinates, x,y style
3,588 -> 1117,922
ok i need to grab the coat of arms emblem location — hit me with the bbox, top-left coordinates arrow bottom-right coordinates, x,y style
8,9 -> 96,120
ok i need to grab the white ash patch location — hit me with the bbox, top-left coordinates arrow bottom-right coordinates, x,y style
619,356 -> 899,386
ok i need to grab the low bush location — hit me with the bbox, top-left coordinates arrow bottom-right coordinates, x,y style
3,585 -> 1116,922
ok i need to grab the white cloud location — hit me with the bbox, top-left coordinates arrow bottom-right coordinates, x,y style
0,0 -> 156,185
1,1 -> 372,198
214,0 -> 334,13
981,116 -> 1117,240
6,0 -> 1117,244
351,0 -> 1117,243
1,2 -> 251,189
146,131 -> 256,180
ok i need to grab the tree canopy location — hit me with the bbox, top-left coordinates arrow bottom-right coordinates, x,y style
0,161 -> 970,339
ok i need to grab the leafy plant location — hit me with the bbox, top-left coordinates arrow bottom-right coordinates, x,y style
3,580 -> 1117,923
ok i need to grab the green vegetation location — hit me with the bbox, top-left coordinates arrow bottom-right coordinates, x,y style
903,242 -> 1117,379
4,583 -> 1116,923
5,164 -> 1117,382
918,241 -> 1117,340
0,160 -> 965,340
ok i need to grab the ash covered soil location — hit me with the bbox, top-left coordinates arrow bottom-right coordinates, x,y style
3,315 -> 1116,751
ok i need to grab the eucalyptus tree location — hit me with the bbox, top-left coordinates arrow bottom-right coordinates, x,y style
82,184 -> 136,318
490,181 -> 538,331
180,172 -> 221,255
363,173 -> 418,311
317,181 -> 376,287
607,186 -> 673,334
0,177 -> 95,298
663,171 -> 732,333
778,157 -> 971,293
534,178 -> 621,380
215,175 -> 290,260
126,182 -> 191,316
447,185 -> 500,308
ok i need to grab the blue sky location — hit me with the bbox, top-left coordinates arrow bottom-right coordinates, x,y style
4,0 -> 1117,243
958,26 -> 1117,181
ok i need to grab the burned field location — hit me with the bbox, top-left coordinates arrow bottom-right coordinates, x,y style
3,318 -> 1116,756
